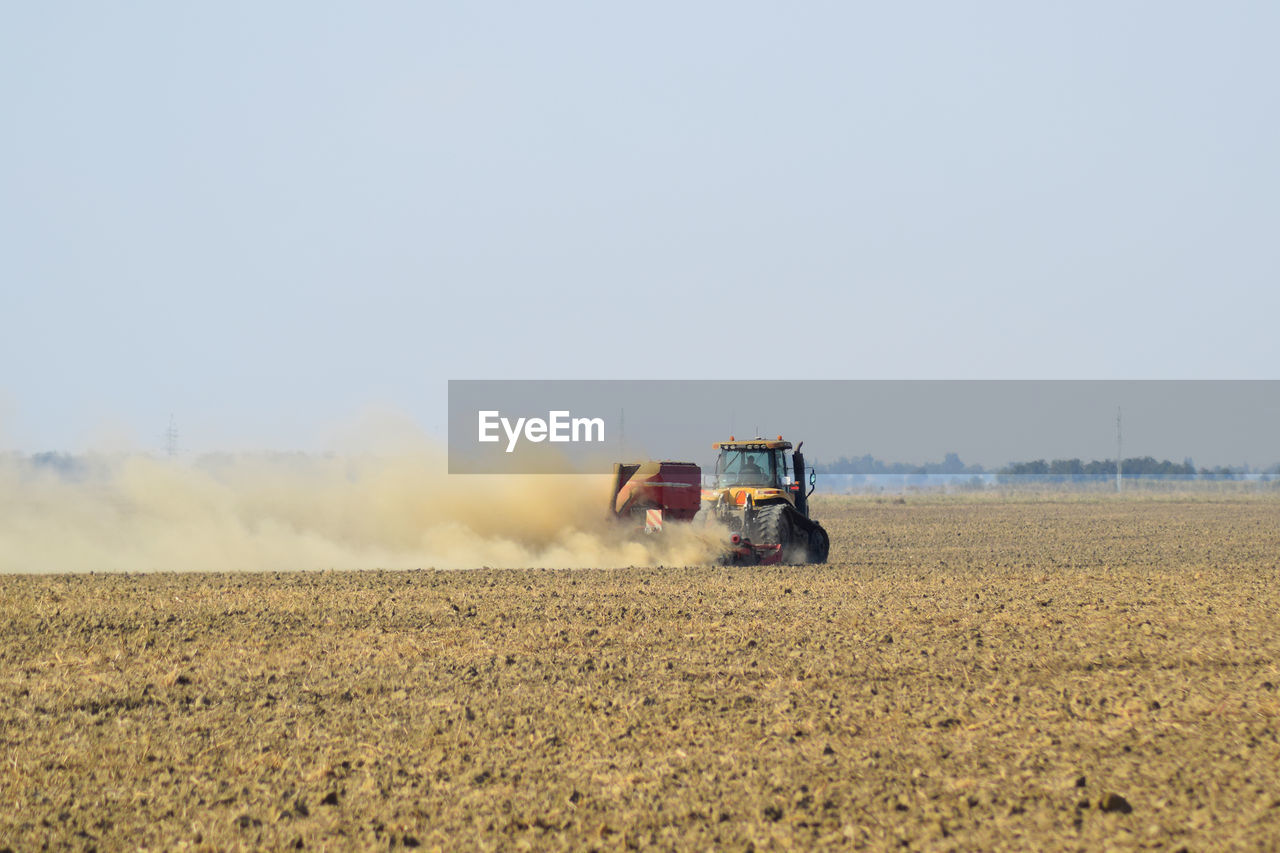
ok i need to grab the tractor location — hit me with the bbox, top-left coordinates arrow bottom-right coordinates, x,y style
700,436 -> 829,564
607,436 -> 829,565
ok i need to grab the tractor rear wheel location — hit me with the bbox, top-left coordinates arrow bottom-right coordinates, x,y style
754,504 -> 812,564
751,504 -> 783,550
807,525 -> 830,564
751,505 -> 830,564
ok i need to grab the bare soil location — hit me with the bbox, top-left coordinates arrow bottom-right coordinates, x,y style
3,495 -> 1279,851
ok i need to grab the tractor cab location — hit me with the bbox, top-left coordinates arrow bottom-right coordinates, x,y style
708,436 -> 816,518
714,441 -> 790,489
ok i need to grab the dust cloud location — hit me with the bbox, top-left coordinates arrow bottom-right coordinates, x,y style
0,453 -> 727,573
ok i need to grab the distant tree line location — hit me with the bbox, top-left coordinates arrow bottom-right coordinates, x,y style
998,457 -> 1272,482
818,452 -> 984,476
816,452 -> 1279,483
1,451 -> 91,479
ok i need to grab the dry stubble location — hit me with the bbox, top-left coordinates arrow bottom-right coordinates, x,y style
2,495 -> 1279,850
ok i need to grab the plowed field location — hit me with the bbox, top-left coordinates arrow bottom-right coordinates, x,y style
3,495 -> 1278,850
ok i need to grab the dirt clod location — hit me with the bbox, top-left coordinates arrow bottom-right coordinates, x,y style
1099,793 -> 1133,814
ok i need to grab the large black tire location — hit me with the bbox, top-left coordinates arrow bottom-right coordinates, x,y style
750,503 -> 786,553
753,504 -> 812,564
807,525 -> 830,564
750,504 -> 831,564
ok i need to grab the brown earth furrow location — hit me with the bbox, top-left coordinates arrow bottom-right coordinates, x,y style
1,494 -> 1278,850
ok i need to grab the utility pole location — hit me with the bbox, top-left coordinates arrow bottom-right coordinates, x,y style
1115,408 -> 1122,493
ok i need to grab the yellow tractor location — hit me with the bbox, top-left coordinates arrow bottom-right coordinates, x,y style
700,436 -> 830,564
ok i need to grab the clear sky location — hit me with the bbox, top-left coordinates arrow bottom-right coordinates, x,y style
2,3 -> 1277,453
